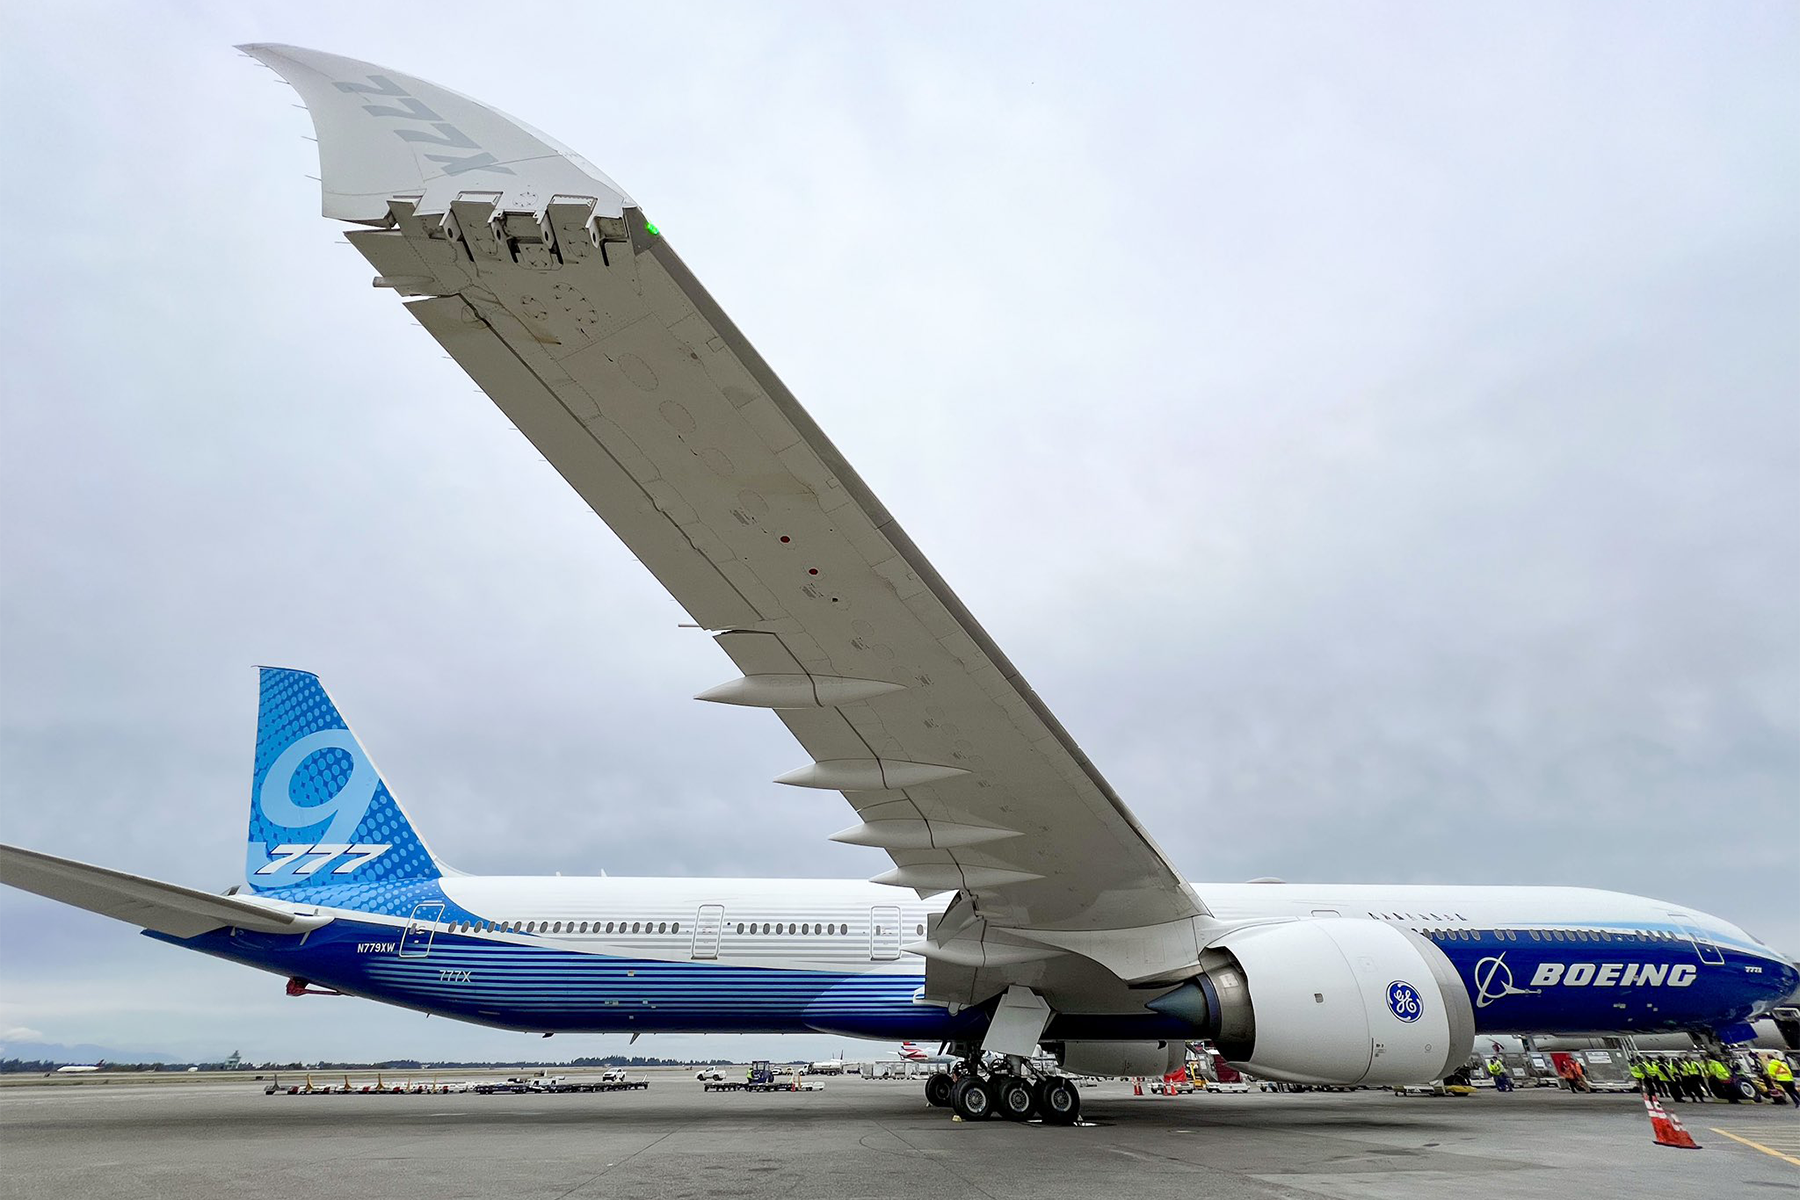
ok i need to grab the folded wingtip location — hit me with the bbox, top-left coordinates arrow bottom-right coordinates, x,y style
240,43 -> 634,224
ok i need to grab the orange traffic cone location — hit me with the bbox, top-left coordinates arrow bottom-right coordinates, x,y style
1643,1092 -> 1701,1149
1133,1078 -> 1144,1096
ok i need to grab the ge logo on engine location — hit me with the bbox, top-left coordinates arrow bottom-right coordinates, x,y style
1386,980 -> 1424,1023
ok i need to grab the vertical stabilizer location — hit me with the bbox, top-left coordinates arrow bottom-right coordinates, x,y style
246,668 -> 444,893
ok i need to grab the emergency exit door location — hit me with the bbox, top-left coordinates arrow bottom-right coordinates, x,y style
399,901 -> 443,958
691,904 -> 724,960
870,906 -> 902,961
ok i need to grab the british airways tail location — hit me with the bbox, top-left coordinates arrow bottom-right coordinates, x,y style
246,667 -> 447,892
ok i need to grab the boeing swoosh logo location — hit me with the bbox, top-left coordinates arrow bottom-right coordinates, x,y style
1472,953 -> 1542,1008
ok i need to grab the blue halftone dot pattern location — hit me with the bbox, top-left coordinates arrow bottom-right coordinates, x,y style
246,668 -> 444,907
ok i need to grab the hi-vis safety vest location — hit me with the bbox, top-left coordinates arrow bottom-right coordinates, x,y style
1708,1060 -> 1731,1080
1769,1059 -> 1795,1083
1629,1063 -> 1645,1079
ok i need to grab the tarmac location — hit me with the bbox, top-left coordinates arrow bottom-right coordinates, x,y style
1,1071 -> 1796,1199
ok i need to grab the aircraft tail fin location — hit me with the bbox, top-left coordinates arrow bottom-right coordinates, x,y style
246,668 -> 446,893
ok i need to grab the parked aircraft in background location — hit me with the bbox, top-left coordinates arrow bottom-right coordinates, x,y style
53,1062 -> 104,1074
897,1042 -> 956,1066
2,46 -> 1795,1127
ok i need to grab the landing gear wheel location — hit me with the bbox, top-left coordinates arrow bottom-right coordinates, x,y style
952,1076 -> 996,1120
1037,1077 -> 1081,1125
948,1077 -> 973,1110
924,1072 -> 955,1108
996,1075 -> 1036,1121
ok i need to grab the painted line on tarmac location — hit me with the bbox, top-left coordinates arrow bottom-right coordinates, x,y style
1709,1127 -> 1800,1167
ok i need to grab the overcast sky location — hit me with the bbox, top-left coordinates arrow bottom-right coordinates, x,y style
1,2 -> 1794,1064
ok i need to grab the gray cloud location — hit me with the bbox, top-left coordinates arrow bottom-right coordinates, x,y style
2,1 -> 1794,1061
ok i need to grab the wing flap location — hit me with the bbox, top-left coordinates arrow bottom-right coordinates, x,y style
0,845 -> 328,939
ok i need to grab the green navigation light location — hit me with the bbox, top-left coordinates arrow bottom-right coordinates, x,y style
645,221 -> 661,237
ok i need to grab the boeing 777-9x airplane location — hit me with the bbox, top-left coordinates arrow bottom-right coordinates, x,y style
2,46 -> 1793,1126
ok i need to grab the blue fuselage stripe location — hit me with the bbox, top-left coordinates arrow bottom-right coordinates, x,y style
152,912 -> 1799,1042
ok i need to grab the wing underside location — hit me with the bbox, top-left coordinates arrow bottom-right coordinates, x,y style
245,44 -> 1210,1008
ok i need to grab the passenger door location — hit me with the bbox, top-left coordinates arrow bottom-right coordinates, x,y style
398,901 -> 444,958
691,904 -> 724,960
869,906 -> 902,961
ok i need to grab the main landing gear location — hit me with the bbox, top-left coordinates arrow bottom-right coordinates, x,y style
924,1050 -> 1080,1126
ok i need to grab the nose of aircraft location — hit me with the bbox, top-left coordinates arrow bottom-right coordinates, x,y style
1768,957 -> 1800,1007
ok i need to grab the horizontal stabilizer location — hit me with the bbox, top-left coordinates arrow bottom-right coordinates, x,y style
0,844 -> 330,939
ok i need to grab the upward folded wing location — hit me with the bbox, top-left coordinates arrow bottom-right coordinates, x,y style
247,45 -> 1207,1000
0,845 -> 330,939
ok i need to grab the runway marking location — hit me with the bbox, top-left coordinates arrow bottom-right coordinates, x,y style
1710,1127 -> 1800,1167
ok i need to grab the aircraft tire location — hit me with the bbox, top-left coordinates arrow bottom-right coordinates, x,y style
925,1072 -> 955,1108
996,1075 -> 1036,1121
1037,1078 -> 1080,1126
952,1076 -> 995,1121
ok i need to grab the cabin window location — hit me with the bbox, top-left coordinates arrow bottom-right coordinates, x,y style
657,922 -> 668,934
736,923 -> 745,934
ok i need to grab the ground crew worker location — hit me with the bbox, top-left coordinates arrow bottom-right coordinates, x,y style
1571,1058 -> 1591,1093
1707,1056 -> 1738,1103
1486,1057 -> 1513,1092
1767,1055 -> 1799,1110
1682,1057 -> 1707,1102
1645,1058 -> 1669,1099
1628,1058 -> 1647,1094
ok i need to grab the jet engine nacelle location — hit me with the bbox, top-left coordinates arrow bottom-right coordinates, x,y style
1199,918 -> 1474,1086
